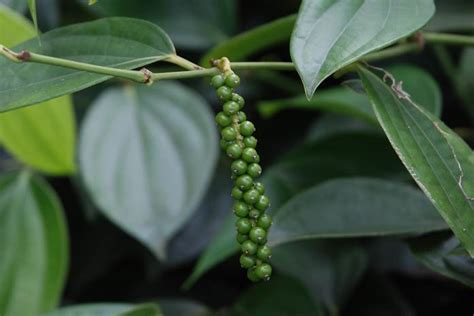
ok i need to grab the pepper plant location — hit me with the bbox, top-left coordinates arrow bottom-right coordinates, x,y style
0,0 -> 473,315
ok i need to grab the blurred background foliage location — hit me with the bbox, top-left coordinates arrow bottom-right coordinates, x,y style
0,0 -> 473,315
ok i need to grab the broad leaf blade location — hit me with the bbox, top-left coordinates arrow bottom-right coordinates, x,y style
0,5 -> 76,175
79,83 -> 217,259
200,14 -> 296,66
268,177 -> 447,247
291,0 -> 435,98
45,304 -> 161,316
358,65 -> 474,257
0,17 -> 175,111
0,172 -> 68,316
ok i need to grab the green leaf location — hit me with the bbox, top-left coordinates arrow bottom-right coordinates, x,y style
186,132 -> 406,287
0,5 -> 76,175
358,65 -> 474,257
291,0 -> 435,98
409,233 -> 474,288
0,0 -> 27,11
158,299 -> 210,316
0,17 -> 175,111
231,276 -> 325,316
79,82 -> 217,259
87,0 -> 236,50
272,240 -> 368,314
45,304 -> 161,316
27,0 -> 37,34
268,177 -> 447,247
88,0 -> 97,4
200,14 -> 296,66
258,64 -> 442,120
425,0 -> 474,31
0,172 -> 68,316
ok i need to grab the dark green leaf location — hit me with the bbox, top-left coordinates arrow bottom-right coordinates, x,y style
231,276 -> 325,316
0,17 -> 175,111
425,0 -> 474,31
79,82 -> 217,259
45,304 -> 162,316
0,5 -> 76,175
269,177 -> 447,247
272,240 -> 368,314
257,64 -> 442,120
27,0 -> 37,34
86,0 -> 236,50
291,0 -> 435,98
0,172 -> 68,316
409,233 -> 474,288
358,65 -> 474,257
200,15 -> 296,66
158,299 -> 210,316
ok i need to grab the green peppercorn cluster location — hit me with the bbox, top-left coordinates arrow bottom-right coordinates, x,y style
212,70 -> 273,282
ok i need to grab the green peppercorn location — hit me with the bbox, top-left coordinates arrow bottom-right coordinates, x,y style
247,267 -> 261,282
231,186 -> 244,200
236,233 -> 248,244
254,182 -> 265,194
240,121 -> 255,137
233,96 -> 245,111
231,159 -> 247,175
249,209 -> 260,219
255,263 -> 272,279
237,111 -> 247,123
220,139 -> 233,151
236,218 -> 252,234
225,73 -> 240,88
241,240 -> 258,255
234,201 -> 249,217
243,136 -> 257,148
215,112 -> 232,127
223,101 -> 240,115
211,74 -> 225,88
240,254 -> 255,269
217,86 -> 233,101
243,189 -> 260,205
242,148 -> 259,163
226,144 -> 242,159
221,126 -> 237,141
255,195 -> 270,211
257,214 -> 272,230
249,227 -> 267,244
257,245 -> 272,261
247,163 -> 262,178
236,175 -> 253,191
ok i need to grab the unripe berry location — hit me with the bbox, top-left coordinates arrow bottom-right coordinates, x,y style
255,195 -> 270,211
247,267 -> 261,282
249,209 -> 260,219
249,227 -> 267,244
236,218 -> 252,234
247,163 -> 262,178
243,136 -> 257,148
231,186 -> 243,200
255,263 -> 272,280
242,148 -> 259,163
215,112 -> 232,127
217,86 -> 233,101
257,214 -> 272,230
240,254 -> 255,269
232,93 -> 245,109
244,189 -> 260,205
225,73 -> 240,88
221,126 -> 237,141
257,245 -> 272,261
234,201 -> 249,217
236,233 -> 248,244
241,240 -> 258,255
211,74 -> 225,88
226,144 -> 242,159
237,111 -> 247,123
219,139 -> 233,151
231,159 -> 247,175
223,101 -> 240,115
254,182 -> 265,194
236,175 -> 253,191
240,121 -> 255,137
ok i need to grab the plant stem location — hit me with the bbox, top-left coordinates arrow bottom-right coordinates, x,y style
424,32 -> 474,46
165,54 -> 204,70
